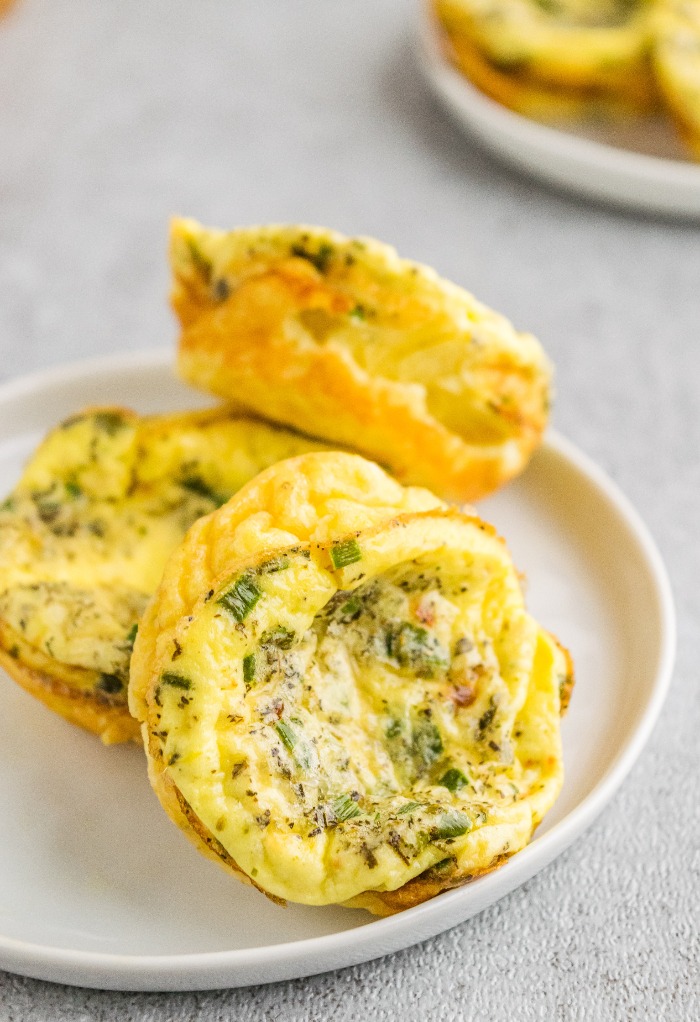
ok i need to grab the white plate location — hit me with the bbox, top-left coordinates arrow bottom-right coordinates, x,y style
417,7 -> 700,218
0,351 -> 675,991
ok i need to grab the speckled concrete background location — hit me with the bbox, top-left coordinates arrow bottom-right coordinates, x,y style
0,1 -> 698,1019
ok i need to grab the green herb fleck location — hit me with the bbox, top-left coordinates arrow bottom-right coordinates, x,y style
339,596 -> 362,621
186,238 -> 213,283
180,475 -> 225,506
385,718 -> 403,739
263,555 -> 290,573
161,672 -> 192,690
261,626 -> 296,650
439,768 -> 469,792
330,538 -> 362,569
97,673 -> 123,694
93,412 -> 127,436
397,800 -> 421,815
349,304 -> 366,321
274,719 -> 299,752
65,480 -> 82,499
412,718 -> 444,768
386,623 -> 449,677
478,698 -> 497,734
243,653 -> 257,687
532,0 -> 561,13
218,573 -> 263,622
291,242 -> 334,273
332,794 -> 362,822
431,810 -> 471,840
125,623 -> 139,648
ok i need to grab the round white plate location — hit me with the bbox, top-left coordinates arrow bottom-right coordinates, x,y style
417,8 -> 700,218
0,351 -> 675,991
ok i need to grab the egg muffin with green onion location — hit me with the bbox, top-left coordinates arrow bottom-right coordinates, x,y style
433,0 -> 658,118
130,452 -> 573,914
0,406 -> 332,743
170,218 -> 552,505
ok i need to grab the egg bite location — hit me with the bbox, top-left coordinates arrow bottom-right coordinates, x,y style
129,452 -> 573,914
433,0 -> 657,115
653,0 -> 700,159
0,406 -> 332,743
170,218 -> 552,504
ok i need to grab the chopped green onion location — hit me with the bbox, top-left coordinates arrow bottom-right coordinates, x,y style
330,538 -> 362,569
386,623 -> 449,677
161,672 -> 191,690
242,653 -> 257,687
263,555 -> 290,573
218,574 -> 263,622
36,501 -> 60,524
186,238 -> 213,283
125,623 -> 138,648
397,801 -> 421,815
332,794 -> 362,821
439,768 -> 469,793
261,626 -> 296,650
431,811 -> 471,840
411,719 -> 444,767
274,719 -> 298,752
339,595 -> 363,621
385,718 -> 402,739
213,278 -> 230,301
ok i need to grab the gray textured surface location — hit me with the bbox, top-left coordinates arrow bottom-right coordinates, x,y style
0,0 -> 698,1018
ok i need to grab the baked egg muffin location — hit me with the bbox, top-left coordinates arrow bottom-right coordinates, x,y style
130,452 -> 573,914
653,0 -> 700,158
433,0 -> 657,116
170,218 -> 552,504
0,405 -> 332,743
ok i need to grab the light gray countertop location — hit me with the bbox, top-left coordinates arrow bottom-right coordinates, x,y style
0,1 -> 698,1018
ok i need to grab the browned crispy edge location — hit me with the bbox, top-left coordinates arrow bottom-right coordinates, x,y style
435,13 -> 658,118
145,727 -> 286,906
0,623 -> 139,744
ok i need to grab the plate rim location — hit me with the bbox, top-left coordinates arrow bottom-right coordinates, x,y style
416,4 -> 700,217
0,351 -> 676,990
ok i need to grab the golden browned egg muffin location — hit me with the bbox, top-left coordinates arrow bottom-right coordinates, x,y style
0,406 -> 332,743
170,218 -> 552,504
653,0 -> 700,158
433,0 -> 657,117
129,452 -> 573,914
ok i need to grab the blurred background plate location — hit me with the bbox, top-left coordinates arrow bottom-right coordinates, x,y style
417,6 -> 700,219
0,352 -> 675,991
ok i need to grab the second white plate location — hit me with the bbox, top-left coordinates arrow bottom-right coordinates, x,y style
417,8 -> 700,218
0,351 -> 675,991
